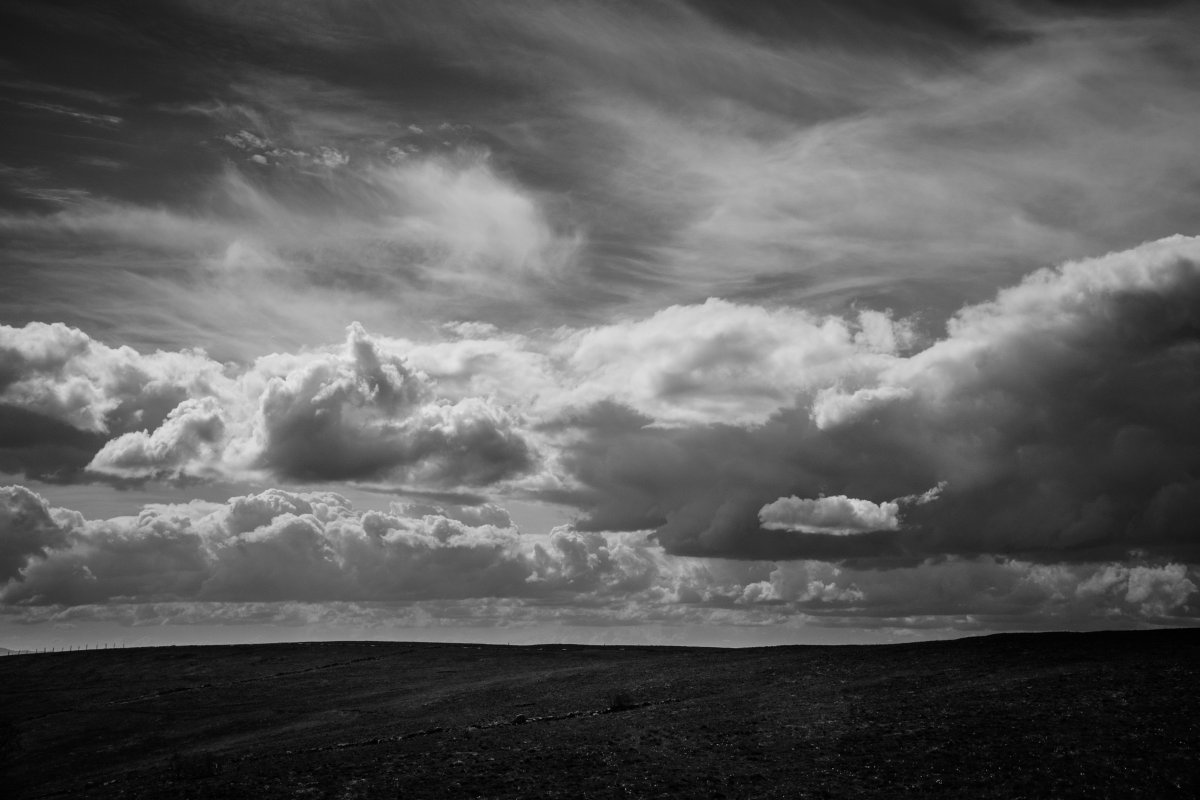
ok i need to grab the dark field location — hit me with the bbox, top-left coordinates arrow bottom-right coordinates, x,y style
2,630 -> 1197,799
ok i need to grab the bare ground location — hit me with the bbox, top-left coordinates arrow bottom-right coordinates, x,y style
2,629 -> 1197,798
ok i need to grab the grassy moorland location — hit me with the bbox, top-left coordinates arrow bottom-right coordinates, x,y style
2,630 -> 1197,798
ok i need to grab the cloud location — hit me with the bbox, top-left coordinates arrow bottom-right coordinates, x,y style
5,0 -> 1200,642
0,301 -> 909,489
0,404 -> 108,483
0,485 -> 71,581
2,485 -> 1194,631
361,155 -> 579,285
15,100 -> 122,127
558,300 -> 912,426
6,235 -> 1200,567
746,557 -> 1198,626
0,485 -> 655,605
758,495 -> 902,535
1,144 -> 581,361
0,320 -> 233,434
97,325 -> 534,487
10,0 -> 1200,364
309,0 -> 1196,322
242,325 -> 535,487
11,151 -> 573,290
759,482 -> 946,535
84,398 -> 227,481
2,322 -> 536,489
555,235 -> 1200,565
638,5 -> 1200,310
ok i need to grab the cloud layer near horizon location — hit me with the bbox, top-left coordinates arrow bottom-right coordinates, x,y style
2,485 -> 1195,633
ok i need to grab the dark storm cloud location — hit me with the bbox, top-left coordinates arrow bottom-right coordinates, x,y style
0,405 -> 108,483
0,485 -> 70,581
554,237 -> 1200,566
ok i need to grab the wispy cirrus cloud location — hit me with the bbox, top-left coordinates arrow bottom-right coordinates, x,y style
7,0 -> 1200,356
0,150 -> 581,358
15,100 -> 122,127
545,3 -> 1200,319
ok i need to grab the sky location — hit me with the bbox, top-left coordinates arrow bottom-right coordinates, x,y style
2,0 -> 1200,649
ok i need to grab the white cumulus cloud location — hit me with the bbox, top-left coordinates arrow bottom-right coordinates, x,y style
758,494 -> 902,535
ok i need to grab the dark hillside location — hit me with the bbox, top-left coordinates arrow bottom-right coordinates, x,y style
2,629 -> 1197,798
